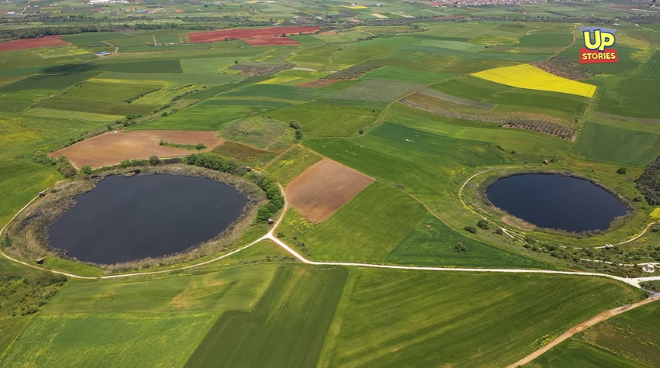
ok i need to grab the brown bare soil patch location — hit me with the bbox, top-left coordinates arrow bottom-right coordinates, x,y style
285,159 -> 373,222
244,37 -> 301,46
296,79 -> 338,88
188,26 -> 320,43
0,35 -> 69,52
51,130 -> 224,169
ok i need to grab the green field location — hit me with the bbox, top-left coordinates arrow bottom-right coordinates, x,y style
305,122 -> 510,199
328,79 -> 422,102
219,116 -> 296,151
529,300 -> 660,367
387,216 -> 549,268
319,269 -> 638,368
184,265 -> 348,368
264,145 -> 322,185
0,265 -> 279,367
360,65 -> 456,84
269,102 -> 377,138
517,33 -> 573,47
527,340 -> 646,368
135,99 -> 293,131
430,76 -> 589,120
572,122 -> 660,166
300,182 -> 428,262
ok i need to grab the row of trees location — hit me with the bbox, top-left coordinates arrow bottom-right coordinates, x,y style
187,152 -> 284,223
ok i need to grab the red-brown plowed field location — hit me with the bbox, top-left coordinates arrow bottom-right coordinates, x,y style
244,37 -> 301,46
296,79 -> 338,88
188,26 -> 321,43
0,35 -> 69,52
285,159 -> 374,223
51,130 -> 224,169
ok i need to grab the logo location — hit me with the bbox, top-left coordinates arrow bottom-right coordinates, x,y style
579,27 -> 619,64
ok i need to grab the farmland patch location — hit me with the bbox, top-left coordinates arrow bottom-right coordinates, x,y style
572,122 -> 660,166
51,130 -> 223,168
264,146 -> 322,185
360,66 -> 456,84
286,159 -> 374,223
321,270 -> 637,368
518,33 -> 573,47
472,64 -> 596,97
188,26 -> 320,43
184,265 -> 347,368
388,216 -> 546,268
299,182 -> 427,262
0,36 -> 70,52
212,141 -> 273,167
328,79 -> 421,102
135,99 -> 292,131
219,116 -> 295,151
400,91 -> 576,139
269,102 -> 377,138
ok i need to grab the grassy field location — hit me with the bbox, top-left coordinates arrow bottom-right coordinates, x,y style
318,269 -> 639,368
386,103 -> 571,157
588,76 -> 660,119
0,265 -> 280,367
264,145 -> 322,185
430,76 -> 589,120
219,116 -> 296,151
529,300 -> 660,368
526,340 -> 646,368
572,121 -> 660,166
387,216 -> 549,268
269,102 -> 378,138
305,122 -> 510,199
184,265 -> 348,368
328,80 -> 421,102
360,66 -> 456,84
299,182 -> 428,262
135,99 -> 293,131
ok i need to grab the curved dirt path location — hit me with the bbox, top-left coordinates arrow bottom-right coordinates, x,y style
507,293 -> 660,367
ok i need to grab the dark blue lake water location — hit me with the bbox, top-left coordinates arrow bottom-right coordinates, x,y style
49,174 -> 247,264
485,174 -> 629,233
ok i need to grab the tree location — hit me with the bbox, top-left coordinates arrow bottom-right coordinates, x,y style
195,143 -> 206,150
295,130 -> 303,140
477,219 -> 489,230
464,226 -> 477,234
149,156 -> 159,166
455,242 -> 468,253
617,167 -> 627,174
80,165 -> 92,175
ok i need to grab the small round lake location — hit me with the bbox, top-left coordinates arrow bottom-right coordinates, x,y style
485,174 -> 629,233
49,174 -> 248,264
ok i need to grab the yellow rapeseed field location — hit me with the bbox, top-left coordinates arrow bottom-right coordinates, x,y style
341,5 -> 368,9
649,208 -> 660,220
471,64 -> 597,98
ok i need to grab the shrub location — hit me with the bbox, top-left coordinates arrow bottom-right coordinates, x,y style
464,226 -> 477,234
494,228 -> 503,235
195,143 -> 206,150
455,242 -> 468,253
617,167 -> 627,174
80,165 -> 92,175
477,219 -> 489,230
295,130 -> 303,140
149,156 -> 159,166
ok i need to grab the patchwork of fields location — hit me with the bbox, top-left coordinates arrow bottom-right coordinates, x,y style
1,16 -> 660,368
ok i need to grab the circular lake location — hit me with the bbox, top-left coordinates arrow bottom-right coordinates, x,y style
485,174 -> 629,233
49,174 -> 248,264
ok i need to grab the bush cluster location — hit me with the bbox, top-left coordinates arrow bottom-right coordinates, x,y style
636,156 -> 660,204
33,154 -> 77,178
289,121 -> 303,140
186,152 -> 284,223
